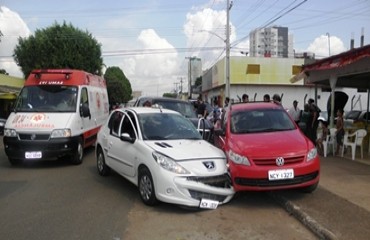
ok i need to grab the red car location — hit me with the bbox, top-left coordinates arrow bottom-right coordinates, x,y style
214,101 -> 320,193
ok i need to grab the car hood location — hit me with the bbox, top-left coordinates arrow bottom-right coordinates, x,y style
230,129 -> 312,157
145,139 -> 224,161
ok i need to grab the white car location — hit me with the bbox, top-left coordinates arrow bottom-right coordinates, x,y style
95,107 -> 234,209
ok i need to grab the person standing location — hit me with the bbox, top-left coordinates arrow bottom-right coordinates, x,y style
288,100 -> 301,124
300,104 -> 313,140
242,94 -> 249,102
308,98 -> 321,144
196,97 -> 207,118
263,94 -> 270,102
272,94 -> 282,105
335,109 -> 345,155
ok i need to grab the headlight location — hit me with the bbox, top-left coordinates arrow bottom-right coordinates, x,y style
152,152 -> 190,174
228,150 -> 251,166
50,129 -> 71,138
307,147 -> 318,161
4,128 -> 17,137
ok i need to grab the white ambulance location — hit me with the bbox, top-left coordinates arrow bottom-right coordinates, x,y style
3,69 -> 109,165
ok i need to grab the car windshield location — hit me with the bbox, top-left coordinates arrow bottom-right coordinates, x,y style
154,100 -> 197,119
230,108 -> 296,134
14,85 -> 78,113
139,112 -> 202,140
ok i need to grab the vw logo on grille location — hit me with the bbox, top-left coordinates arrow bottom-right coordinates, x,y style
30,134 -> 36,140
203,161 -> 215,170
276,157 -> 285,166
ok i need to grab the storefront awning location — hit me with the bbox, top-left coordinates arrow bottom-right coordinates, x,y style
291,44 -> 370,89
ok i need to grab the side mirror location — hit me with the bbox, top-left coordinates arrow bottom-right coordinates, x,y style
80,103 -> 91,119
120,133 -> 135,143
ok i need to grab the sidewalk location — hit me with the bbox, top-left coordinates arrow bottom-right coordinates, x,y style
273,152 -> 370,240
320,154 -> 370,212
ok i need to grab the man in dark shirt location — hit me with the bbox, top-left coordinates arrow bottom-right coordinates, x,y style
196,97 -> 207,118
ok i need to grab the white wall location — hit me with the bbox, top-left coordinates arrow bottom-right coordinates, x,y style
206,85 -> 369,113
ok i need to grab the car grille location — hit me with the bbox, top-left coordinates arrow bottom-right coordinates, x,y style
253,155 -> 305,166
188,190 -> 227,202
234,171 -> 319,187
18,133 -> 50,140
186,173 -> 232,188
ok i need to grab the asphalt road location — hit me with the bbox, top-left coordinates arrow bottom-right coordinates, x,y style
0,138 -> 317,240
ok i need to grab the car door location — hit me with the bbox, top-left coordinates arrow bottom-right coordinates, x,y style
107,110 -> 138,178
214,109 -> 228,151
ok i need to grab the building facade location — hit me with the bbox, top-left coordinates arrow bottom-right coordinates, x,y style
201,56 -> 368,113
249,26 -> 293,58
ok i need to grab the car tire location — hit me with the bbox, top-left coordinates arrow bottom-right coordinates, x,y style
301,182 -> 318,193
9,158 -> 22,166
96,147 -> 110,176
138,167 -> 158,206
70,137 -> 84,165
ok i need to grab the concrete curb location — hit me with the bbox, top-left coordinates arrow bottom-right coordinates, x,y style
268,192 -> 337,240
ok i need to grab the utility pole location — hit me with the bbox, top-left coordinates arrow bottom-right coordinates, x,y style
177,77 -> 184,93
225,0 -> 232,98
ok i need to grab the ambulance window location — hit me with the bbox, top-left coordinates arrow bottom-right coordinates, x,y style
81,88 -> 89,107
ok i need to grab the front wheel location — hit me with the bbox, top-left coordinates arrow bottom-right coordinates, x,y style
70,137 -> 84,165
138,167 -> 158,206
96,147 -> 110,176
9,158 -> 22,166
301,182 -> 319,193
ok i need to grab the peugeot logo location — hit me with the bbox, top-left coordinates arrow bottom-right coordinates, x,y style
203,161 -> 215,170
30,134 -> 36,140
276,157 -> 285,166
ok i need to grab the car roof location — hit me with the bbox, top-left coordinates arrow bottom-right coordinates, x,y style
114,106 -> 182,115
229,101 -> 284,111
138,96 -> 189,103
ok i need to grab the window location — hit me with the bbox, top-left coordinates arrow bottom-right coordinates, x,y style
121,111 -> 137,139
81,87 -> 89,107
292,65 -> 302,75
246,64 -> 260,74
108,111 -> 123,137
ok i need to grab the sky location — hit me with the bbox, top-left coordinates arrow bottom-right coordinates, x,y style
0,0 -> 369,96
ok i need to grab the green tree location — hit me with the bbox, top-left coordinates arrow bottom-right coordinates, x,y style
195,76 -> 202,87
104,66 -> 132,105
163,93 -> 177,98
13,22 -> 103,78
0,69 -> 9,75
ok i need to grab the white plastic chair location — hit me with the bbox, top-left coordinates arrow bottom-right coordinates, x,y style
341,129 -> 367,160
323,128 -> 337,157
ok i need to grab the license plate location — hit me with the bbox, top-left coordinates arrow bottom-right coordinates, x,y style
199,198 -> 219,209
25,151 -> 42,159
268,169 -> 294,180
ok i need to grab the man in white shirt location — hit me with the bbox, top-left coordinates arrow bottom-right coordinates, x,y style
289,100 -> 301,124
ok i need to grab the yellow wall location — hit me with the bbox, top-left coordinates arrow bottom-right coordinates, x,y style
211,56 -> 305,87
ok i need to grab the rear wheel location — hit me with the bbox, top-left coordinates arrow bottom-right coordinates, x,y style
70,137 -> 84,165
96,147 -> 110,176
138,167 -> 158,206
